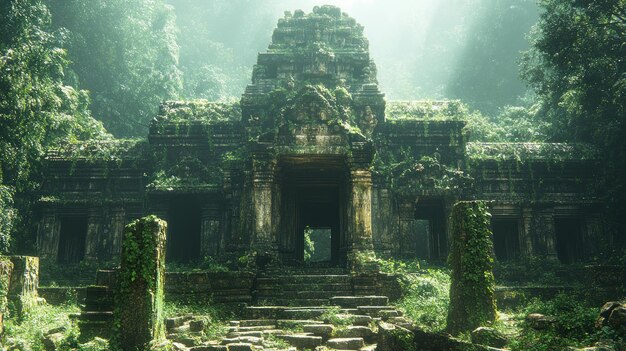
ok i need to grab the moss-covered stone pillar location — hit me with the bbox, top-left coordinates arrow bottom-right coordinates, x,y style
8,256 -> 39,318
251,152 -> 278,263
0,257 -> 13,336
36,210 -> 60,259
398,201 -> 416,258
348,168 -> 374,254
447,201 -> 496,335
521,207 -> 534,256
84,207 -> 101,260
114,215 -> 167,351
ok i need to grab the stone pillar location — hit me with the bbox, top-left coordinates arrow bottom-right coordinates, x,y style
37,210 -> 60,259
114,216 -> 167,351
372,186 -> 394,257
538,208 -> 557,257
8,256 -> 39,318
521,207 -> 534,256
0,258 -> 13,336
84,208 -> 101,260
251,153 -> 278,261
110,207 -> 126,257
200,204 -> 221,257
348,168 -> 374,253
447,201 -> 496,335
398,201 -> 416,258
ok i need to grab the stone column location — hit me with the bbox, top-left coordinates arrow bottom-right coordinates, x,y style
110,207 -> 126,257
37,210 -> 60,259
84,207 -> 101,260
114,216 -> 167,351
251,154 -> 278,261
200,204 -> 221,257
348,168 -> 374,253
398,201 -> 416,258
539,208 -> 557,258
521,207 -> 534,256
0,258 -> 13,336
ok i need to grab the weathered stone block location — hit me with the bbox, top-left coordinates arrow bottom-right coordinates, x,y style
8,255 -> 39,317
325,337 -> 364,349
470,327 -> 508,348
114,216 -> 167,351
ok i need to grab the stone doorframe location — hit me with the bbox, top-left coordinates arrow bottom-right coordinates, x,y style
249,142 -> 374,267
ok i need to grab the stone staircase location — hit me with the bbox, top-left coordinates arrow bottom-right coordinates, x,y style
165,270 -> 412,351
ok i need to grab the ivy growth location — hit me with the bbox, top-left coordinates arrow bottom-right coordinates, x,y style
446,201 -> 497,335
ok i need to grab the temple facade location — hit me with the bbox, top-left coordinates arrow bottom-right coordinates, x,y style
36,6 -> 605,268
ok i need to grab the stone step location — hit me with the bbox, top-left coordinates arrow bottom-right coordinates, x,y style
276,319 -> 322,329
237,319 -> 277,327
325,337 -> 365,350
190,345 -> 227,351
334,326 -> 375,341
329,296 -> 389,308
229,325 -> 275,332
277,334 -> 323,349
256,283 -> 353,292
323,314 -> 373,327
259,290 -> 353,299
302,324 -> 334,339
226,331 -> 263,338
356,306 -> 396,318
224,343 -> 256,351
258,298 -> 331,307
378,309 -> 402,319
245,306 -> 284,319
257,275 -> 351,284
280,307 -> 330,320
220,336 -> 263,346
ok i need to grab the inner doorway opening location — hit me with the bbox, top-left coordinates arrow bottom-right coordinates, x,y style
305,227 -> 332,263
555,217 -> 584,264
492,218 -> 520,261
57,216 -> 88,263
279,156 -> 347,266
167,195 -> 202,263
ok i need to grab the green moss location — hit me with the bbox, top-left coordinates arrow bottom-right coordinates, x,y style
47,139 -> 147,162
386,100 -> 468,121
466,142 -> 599,163
447,201 -> 497,335
157,101 -> 241,122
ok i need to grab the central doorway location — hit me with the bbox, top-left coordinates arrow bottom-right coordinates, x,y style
278,156 -> 347,266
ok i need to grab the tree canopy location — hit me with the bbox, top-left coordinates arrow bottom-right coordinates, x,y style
521,0 -> 626,241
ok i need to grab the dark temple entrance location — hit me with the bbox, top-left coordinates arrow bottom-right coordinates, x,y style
167,195 -> 202,262
279,156 -> 347,266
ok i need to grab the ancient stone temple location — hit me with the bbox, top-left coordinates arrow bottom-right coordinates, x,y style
36,5 -> 604,268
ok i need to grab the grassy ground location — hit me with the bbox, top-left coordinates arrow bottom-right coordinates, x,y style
378,258 -> 624,350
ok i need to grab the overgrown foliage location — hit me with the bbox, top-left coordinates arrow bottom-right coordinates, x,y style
508,294 -> 609,351
0,0 -> 110,254
46,0 -> 183,137
2,302 -> 80,351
